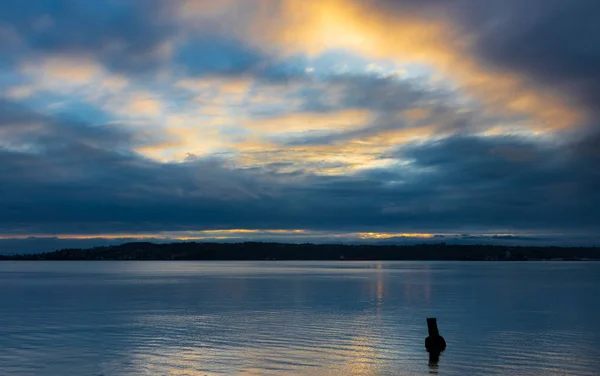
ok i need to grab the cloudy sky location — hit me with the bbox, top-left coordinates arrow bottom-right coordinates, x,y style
1,0 -> 599,251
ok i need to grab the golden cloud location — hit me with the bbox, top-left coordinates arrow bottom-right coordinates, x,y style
241,0 -> 583,131
244,109 -> 371,133
126,94 -> 163,117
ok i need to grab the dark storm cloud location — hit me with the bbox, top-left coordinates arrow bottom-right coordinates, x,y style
0,0 -> 175,74
0,100 -> 134,150
295,75 -> 432,115
284,74 -> 508,146
175,36 -> 264,77
370,0 -> 600,119
327,75 -> 431,112
0,0 -> 311,83
1,99 -> 598,236
382,134 -> 600,231
463,0 -> 600,117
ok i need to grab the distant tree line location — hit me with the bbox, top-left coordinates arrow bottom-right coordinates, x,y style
1,242 -> 599,261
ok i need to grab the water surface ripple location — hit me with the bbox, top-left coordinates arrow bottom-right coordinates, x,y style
1,261 -> 599,375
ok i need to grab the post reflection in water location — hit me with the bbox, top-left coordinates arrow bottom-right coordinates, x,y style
428,351 -> 440,374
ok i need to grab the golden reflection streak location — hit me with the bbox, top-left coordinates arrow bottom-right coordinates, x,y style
376,264 -> 384,313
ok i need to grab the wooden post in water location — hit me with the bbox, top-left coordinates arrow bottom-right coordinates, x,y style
425,318 -> 446,353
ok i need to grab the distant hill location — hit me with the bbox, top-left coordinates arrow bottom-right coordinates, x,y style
2,242 -> 600,261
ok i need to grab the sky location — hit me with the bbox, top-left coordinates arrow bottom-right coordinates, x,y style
1,0 -> 599,252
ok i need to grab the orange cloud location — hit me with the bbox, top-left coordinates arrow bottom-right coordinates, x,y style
135,125 -> 227,161
0,229 -> 308,240
17,55 -> 130,101
31,56 -> 102,83
230,114 -> 438,174
3,85 -> 34,99
244,109 -> 371,133
359,232 -> 434,239
126,94 -> 163,117
241,0 -> 582,131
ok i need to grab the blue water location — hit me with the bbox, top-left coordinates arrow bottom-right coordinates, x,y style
1,261 -> 599,375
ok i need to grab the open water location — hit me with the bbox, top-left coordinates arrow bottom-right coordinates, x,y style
1,261 -> 599,375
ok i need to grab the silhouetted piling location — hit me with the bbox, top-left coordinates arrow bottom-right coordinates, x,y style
425,318 -> 446,353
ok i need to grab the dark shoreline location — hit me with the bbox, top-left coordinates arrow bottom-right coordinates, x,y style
2,242 -> 599,261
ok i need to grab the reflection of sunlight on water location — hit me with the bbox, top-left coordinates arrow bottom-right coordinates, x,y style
130,312 -> 421,376
375,265 -> 384,317
131,265 -> 432,375
377,270 -> 384,305
340,333 -> 379,375
128,269 -> 425,376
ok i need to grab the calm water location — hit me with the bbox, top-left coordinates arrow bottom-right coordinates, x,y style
1,261 -> 599,376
